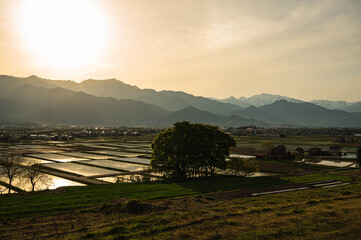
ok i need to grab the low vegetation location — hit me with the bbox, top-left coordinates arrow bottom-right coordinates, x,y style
0,170 -> 359,239
0,175 -> 287,220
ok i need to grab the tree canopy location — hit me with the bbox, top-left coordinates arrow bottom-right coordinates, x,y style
151,121 -> 236,178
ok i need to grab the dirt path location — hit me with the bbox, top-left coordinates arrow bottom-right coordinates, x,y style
207,180 -> 350,201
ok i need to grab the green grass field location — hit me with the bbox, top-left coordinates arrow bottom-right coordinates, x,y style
0,172 -> 352,221
0,170 -> 359,240
81,181 -> 361,240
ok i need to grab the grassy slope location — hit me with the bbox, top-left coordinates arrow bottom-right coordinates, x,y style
0,172 -> 359,240
84,182 -> 361,240
0,173 -> 351,221
0,176 -> 285,220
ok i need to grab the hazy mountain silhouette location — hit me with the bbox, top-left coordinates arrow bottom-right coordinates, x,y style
310,100 -> 361,113
260,100 -> 361,127
155,106 -> 268,127
1,75 -> 361,127
0,82 -> 170,126
218,93 -> 304,107
0,75 -> 241,115
137,90 -> 242,114
215,96 -> 253,108
227,106 -> 292,126
218,93 -> 361,114
34,92 -> 170,126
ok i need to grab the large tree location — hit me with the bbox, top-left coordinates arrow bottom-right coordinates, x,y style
151,121 -> 235,178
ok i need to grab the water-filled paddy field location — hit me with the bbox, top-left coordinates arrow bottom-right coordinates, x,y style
87,150 -> 145,158
43,162 -> 122,177
0,140 -> 154,193
26,153 -> 88,162
0,135 -> 358,194
82,159 -> 149,172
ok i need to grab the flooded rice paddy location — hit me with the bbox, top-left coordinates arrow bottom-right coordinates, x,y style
87,150 -> 145,158
82,159 -> 149,172
314,160 -> 357,168
109,157 -> 151,165
26,153 -> 89,162
229,154 -> 256,159
43,162 -> 122,177
0,140 -> 153,193
1,139 -> 358,194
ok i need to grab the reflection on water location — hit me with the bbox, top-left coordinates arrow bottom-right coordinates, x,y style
97,176 -> 132,183
88,150 -> 142,158
248,172 -> 279,177
229,154 -> 256,159
0,186 -> 16,194
22,157 -> 54,165
83,159 -> 149,172
314,160 -> 357,168
60,152 -> 109,159
97,174 -> 158,183
50,176 -> 85,189
0,174 -> 85,192
26,153 -> 88,162
110,157 -> 151,165
43,162 -> 121,177
341,153 -> 357,159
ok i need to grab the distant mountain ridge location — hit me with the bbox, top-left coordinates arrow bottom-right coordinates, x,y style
310,100 -> 361,113
1,75 -> 361,127
259,100 -> 361,127
0,75 -> 241,115
218,93 -> 304,108
227,106 -> 292,126
0,82 -> 170,126
155,106 -> 268,127
216,93 -> 361,113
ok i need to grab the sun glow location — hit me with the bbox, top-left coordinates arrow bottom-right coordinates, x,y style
18,0 -> 109,70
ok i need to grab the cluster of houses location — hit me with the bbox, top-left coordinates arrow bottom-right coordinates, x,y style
0,127 -> 163,143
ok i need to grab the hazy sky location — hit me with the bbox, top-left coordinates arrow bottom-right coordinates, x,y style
0,0 -> 361,101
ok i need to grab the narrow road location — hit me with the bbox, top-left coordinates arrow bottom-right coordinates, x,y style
251,180 -> 349,196
208,180 -> 350,201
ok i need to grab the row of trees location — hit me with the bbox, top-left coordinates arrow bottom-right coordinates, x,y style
0,154 -> 50,194
151,121 -> 257,178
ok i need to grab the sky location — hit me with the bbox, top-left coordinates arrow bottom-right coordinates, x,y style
0,0 -> 360,101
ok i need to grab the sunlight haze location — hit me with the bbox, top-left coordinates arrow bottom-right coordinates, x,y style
0,0 -> 360,101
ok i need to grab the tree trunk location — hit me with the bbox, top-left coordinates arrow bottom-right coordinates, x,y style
8,179 -> 11,194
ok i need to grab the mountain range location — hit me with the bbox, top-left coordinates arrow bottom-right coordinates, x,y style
218,93 -> 361,113
0,75 -> 361,127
